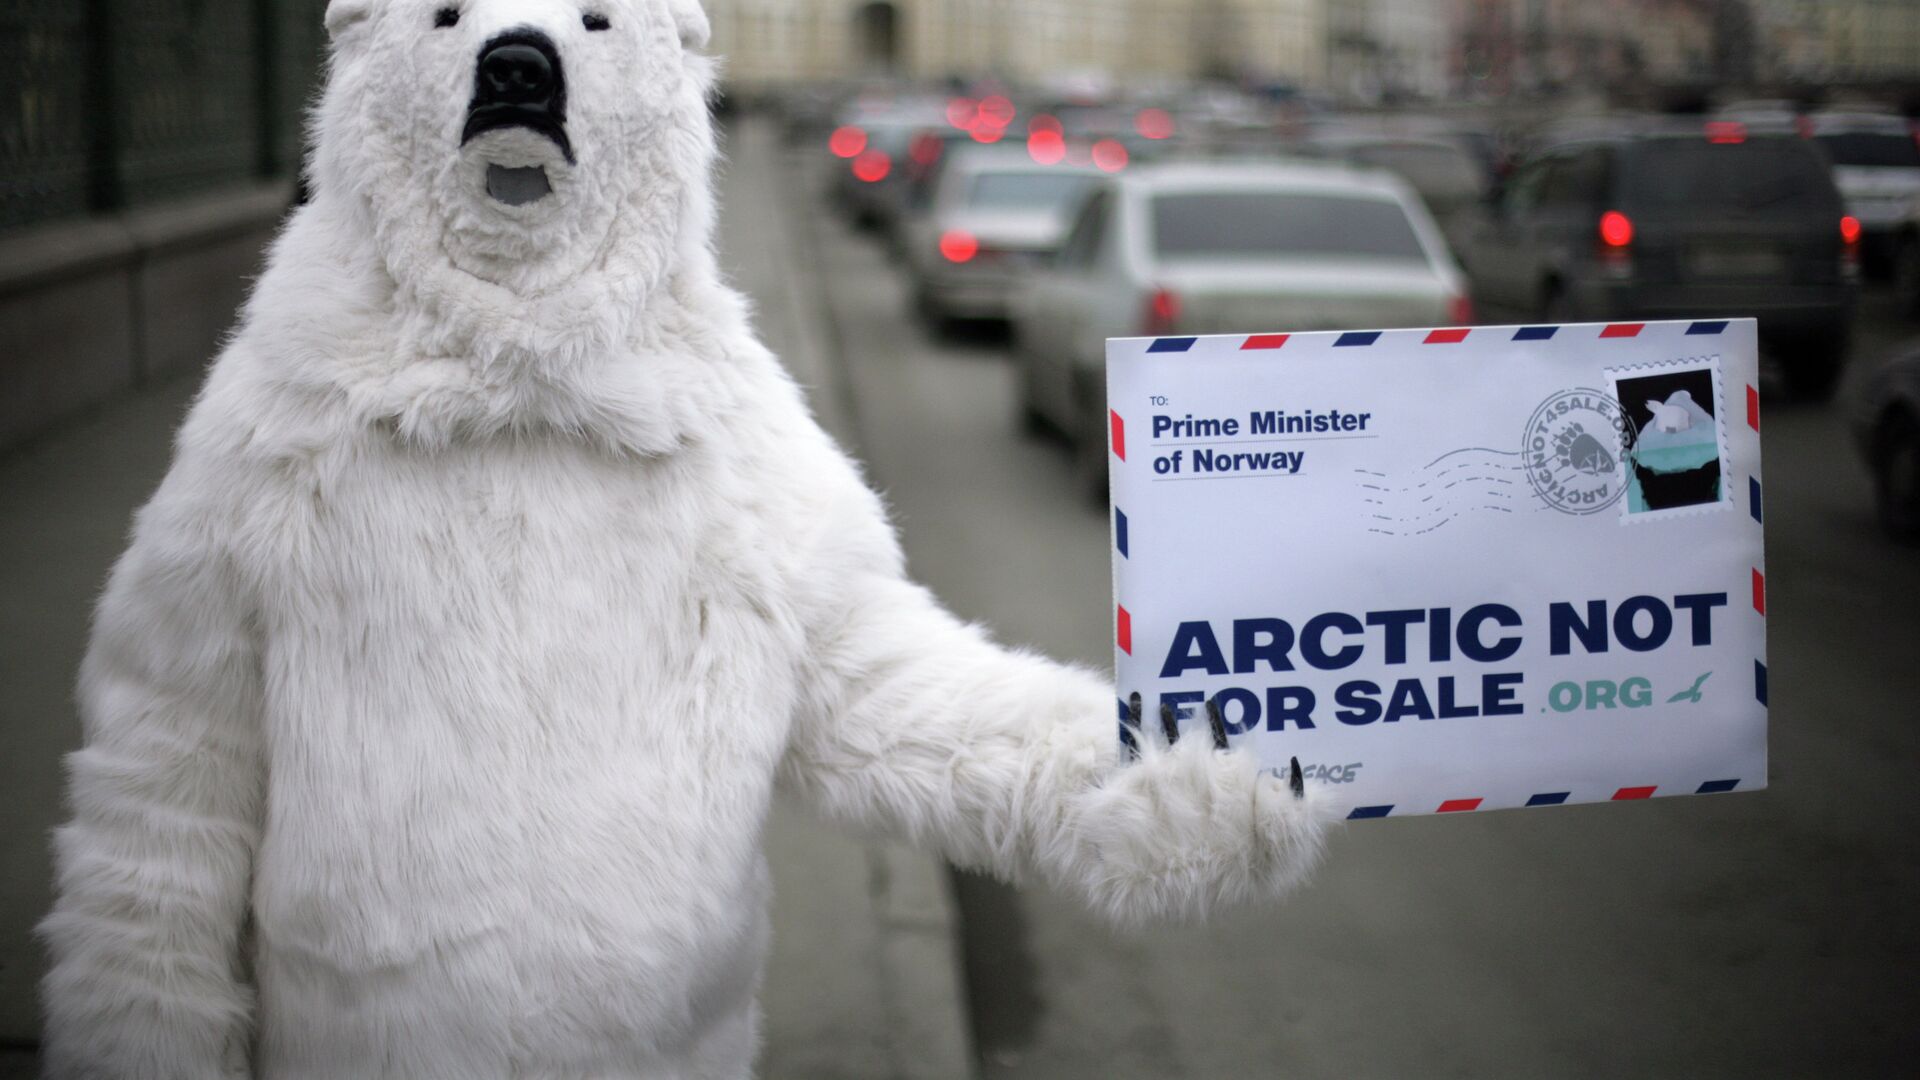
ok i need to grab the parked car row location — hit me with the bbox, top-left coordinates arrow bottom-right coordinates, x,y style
799,85 -> 1920,541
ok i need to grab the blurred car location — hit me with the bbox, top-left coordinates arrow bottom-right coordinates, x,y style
1806,110 -> 1920,276
1461,120 -> 1858,400
1011,161 -> 1471,494
1300,132 -> 1489,246
903,147 -> 1102,327
1894,192 -> 1920,318
890,126 -> 978,250
1851,340 -> 1920,542
827,102 -> 946,231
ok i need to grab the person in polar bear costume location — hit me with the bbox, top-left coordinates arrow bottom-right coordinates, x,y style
38,0 -> 1329,1075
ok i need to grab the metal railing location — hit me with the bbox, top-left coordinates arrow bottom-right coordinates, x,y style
0,0 -> 327,233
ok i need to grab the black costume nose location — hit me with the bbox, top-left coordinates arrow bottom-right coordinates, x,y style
479,42 -> 555,105
463,29 -> 573,165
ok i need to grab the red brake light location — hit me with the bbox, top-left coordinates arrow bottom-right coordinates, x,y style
909,133 -> 944,167
1704,121 -> 1746,144
1028,114 -> 1063,136
939,230 -> 979,263
1599,210 -> 1634,248
1447,294 -> 1475,326
1142,288 -> 1180,335
851,150 -> 891,183
1027,130 -> 1066,165
829,126 -> 867,159
1092,138 -> 1129,173
1840,215 -> 1862,246
1135,108 -> 1175,140
978,96 -> 1016,128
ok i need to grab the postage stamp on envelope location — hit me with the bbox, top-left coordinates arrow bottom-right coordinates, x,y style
1607,356 -> 1732,521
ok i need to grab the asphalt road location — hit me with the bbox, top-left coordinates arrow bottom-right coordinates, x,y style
767,123 -> 1920,1078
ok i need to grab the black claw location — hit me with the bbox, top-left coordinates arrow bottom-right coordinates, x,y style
1122,692 -> 1143,760
1158,700 -> 1180,745
1289,756 -> 1305,800
1205,696 -> 1229,750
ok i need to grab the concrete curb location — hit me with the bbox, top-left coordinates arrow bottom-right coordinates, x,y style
870,843 -> 977,1080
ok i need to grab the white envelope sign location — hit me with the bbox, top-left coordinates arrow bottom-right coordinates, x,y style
1106,319 -> 1768,819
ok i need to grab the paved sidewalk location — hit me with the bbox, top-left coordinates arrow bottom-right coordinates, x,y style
0,117 -> 975,1079
720,119 -> 976,1080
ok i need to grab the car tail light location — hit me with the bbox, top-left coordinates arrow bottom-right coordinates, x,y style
829,126 -> 867,159
1141,288 -> 1181,335
1027,131 -> 1066,165
1092,139 -> 1129,173
1595,210 -> 1634,277
909,132 -> 944,167
1841,215 -> 1862,246
1447,294 -> 1475,326
851,150 -> 891,183
1704,121 -> 1746,145
939,230 -> 979,263
1841,215 -> 1862,279
1135,108 -> 1175,140
1599,210 -> 1634,248
978,96 -> 1016,128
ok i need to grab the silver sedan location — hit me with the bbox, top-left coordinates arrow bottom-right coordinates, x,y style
1011,161 -> 1473,495
903,146 -> 1103,328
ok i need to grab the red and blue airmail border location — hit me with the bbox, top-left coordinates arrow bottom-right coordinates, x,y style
1107,320 -> 1767,819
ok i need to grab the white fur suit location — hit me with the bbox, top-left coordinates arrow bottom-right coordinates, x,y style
38,0 -> 1328,1075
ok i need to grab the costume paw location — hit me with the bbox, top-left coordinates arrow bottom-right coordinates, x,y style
1062,714 -> 1331,925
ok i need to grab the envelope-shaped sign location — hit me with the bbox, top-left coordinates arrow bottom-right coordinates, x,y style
1106,319 -> 1767,819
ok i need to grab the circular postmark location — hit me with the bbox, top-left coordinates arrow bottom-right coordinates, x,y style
1522,388 -> 1635,514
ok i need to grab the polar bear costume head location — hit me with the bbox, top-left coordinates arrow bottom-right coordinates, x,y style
310,0 -> 723,381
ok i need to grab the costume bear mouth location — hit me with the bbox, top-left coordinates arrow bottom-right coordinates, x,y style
485,164 -> 553,205
462,104 -> 576,167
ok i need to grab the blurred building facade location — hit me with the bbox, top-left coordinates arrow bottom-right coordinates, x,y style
1454,0 -> 1920,97
1752,0 -> 1920,81
708,0 -> 1327,89
1329,0 -> 1455,101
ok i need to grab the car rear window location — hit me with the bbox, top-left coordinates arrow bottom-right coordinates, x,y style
967,172 -> 1096,212
1151,192 -> 1427,261
1622,139 -> 1840,215
1814,133 -> 1920,168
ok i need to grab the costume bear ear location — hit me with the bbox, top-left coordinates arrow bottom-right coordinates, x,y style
324,0 -> 372,38
665,0 -> 710,49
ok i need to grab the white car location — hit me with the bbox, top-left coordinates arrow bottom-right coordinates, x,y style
1807,110 -> 1920,276
903,146 -> 1102,327
1011,161 -> 1472,494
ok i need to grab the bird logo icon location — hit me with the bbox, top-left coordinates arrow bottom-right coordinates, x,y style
1666,671 -> 1712,704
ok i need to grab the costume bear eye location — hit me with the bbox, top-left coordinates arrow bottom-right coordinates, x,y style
583,12 -> 611,31
433,6 -> 459,27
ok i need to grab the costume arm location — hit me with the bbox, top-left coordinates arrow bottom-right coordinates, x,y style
780,463 -> 1327,924
39,484 -> 264,1078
